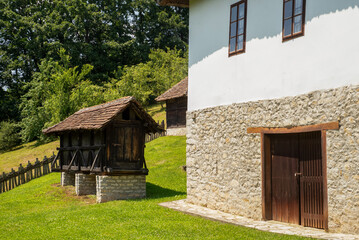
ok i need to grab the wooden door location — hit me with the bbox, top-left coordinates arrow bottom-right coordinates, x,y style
269,132 -> 325,229
271,134 -> 300,224
299,132 -> 325,229
109,122 -> 143,170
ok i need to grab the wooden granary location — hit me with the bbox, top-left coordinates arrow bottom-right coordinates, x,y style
43,96 -> 162,176
155,77 -> 188,135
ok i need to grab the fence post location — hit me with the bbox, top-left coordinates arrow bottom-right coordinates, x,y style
3,172 -> 7,192
18,164 -> 24,185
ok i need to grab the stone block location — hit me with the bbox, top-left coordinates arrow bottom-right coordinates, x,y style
96,175 -> 146,203
61,172 -> 75,186
75,173 -> 96,196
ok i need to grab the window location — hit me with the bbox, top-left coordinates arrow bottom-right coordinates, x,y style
229,0 -> 247,56
283,0 -> 306,41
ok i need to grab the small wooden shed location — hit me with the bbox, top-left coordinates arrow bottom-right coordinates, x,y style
43,96 -> 162,175
156,77 -> 188,135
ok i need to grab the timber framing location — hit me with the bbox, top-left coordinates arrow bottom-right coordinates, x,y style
247,121 -> 339,134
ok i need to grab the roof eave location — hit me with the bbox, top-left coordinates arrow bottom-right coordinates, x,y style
157,0 -> 189,8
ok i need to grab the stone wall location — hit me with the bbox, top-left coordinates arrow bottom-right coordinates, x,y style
96,175 -> 146,203
167,127 -> 187,136
75,173 -> 96,196
186,85 -> 359,234
61,172 -> 75,186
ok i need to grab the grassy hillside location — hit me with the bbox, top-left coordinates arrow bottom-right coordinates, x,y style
0,140 -> 59,173
147,103 -> 166,127
0,136 -> 309,240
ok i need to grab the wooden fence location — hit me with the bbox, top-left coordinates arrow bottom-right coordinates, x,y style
0,154 -> 59,194
145,120 -> 166,143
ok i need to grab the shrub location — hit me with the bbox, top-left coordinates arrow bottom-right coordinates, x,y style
0,121 -> 21,151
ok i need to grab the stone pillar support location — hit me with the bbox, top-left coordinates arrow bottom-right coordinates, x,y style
61,172 -> 75,186
96,175 -> 146,203
75,173 -> 96,196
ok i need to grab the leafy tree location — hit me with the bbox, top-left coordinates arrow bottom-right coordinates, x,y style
0,121 -> 21,151
0,0 -> 189,121
107,48 -> 187,106
20,49 -> 104,142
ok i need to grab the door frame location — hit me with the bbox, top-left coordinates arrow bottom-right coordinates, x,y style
247,121 -> 339,230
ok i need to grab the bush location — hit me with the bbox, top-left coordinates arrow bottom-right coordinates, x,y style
0,121 -> 21,151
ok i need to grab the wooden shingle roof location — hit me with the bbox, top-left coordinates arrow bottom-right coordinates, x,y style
43,96 -> 162,135
155,77 -> 188,102
157,0 -> 189,7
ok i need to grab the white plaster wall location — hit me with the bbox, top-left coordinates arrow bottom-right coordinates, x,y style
188,0 -> 359,111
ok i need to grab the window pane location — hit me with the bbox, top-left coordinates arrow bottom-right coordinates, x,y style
284,0 -> 293,19
294,15 -> 302,33
294,0 -> 303,15
230,37 -> 236,52
231,6 -> 238,22
237,35 -> 244,50
238,19 -> 244,34
284,19 -> 292,36
239,3 -> 245,19
230,22 -> 237,37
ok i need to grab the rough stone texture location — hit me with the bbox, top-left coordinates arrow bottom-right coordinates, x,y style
75,173 -> 96,196
186,85 -> 359,234
61,172 -> 75,186
167,127 -> 187,136
96,175 -> 146,203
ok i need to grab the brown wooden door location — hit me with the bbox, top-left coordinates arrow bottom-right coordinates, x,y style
299,132 -> 325,229
270,132 -> 325,229
271,134 -> 300,224
109,123 -> 143,170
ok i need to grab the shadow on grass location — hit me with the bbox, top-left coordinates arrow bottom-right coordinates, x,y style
146,182 -> 186,199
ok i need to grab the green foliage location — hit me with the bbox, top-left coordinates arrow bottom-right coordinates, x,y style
0,121 -> 21,151
107,48 -> 188,106
0,136 -> 309,240
0,0 -> 188,121
20,49 -> 104,142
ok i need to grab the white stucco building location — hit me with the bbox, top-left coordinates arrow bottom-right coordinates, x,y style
159,0 -> 359,234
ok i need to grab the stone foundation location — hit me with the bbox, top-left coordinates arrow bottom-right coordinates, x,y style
61,172 -> 75,186
75,173 -> 96,196
167,127 -> 187,136
96,175 -> 146,203
186,85 -> 359,234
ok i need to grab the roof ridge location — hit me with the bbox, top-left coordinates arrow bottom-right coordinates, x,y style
75,96 -> 134,114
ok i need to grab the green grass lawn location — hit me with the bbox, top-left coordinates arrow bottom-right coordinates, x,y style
0,140 -> 60,173
0,136 -> 310,240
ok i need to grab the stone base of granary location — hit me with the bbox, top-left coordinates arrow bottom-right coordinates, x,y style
61,172 -> 75,186
186,85 -> 359,234
75,173 -> 96,196
167,127 -> 187,136
96,175 -> 146,203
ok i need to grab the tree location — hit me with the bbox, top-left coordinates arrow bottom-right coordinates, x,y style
0,0 -> 189,121
107,48 -> 187,106
20,49 -> 104,142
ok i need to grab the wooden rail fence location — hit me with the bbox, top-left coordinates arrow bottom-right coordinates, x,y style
145,120 -> 166,143
0,154 -> 59,194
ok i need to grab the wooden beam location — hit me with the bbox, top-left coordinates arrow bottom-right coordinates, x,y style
247,121 -> 339,134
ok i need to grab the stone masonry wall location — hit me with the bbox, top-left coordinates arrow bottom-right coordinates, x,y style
61,172 -> 75,186
75,173 -> 96,196
167,127 -> 187,136
96,175 -> 146,203
186,85 -> 359,234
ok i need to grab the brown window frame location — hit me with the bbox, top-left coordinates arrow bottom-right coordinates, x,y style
282,0 -> 306,42
229,0 -> 247,57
